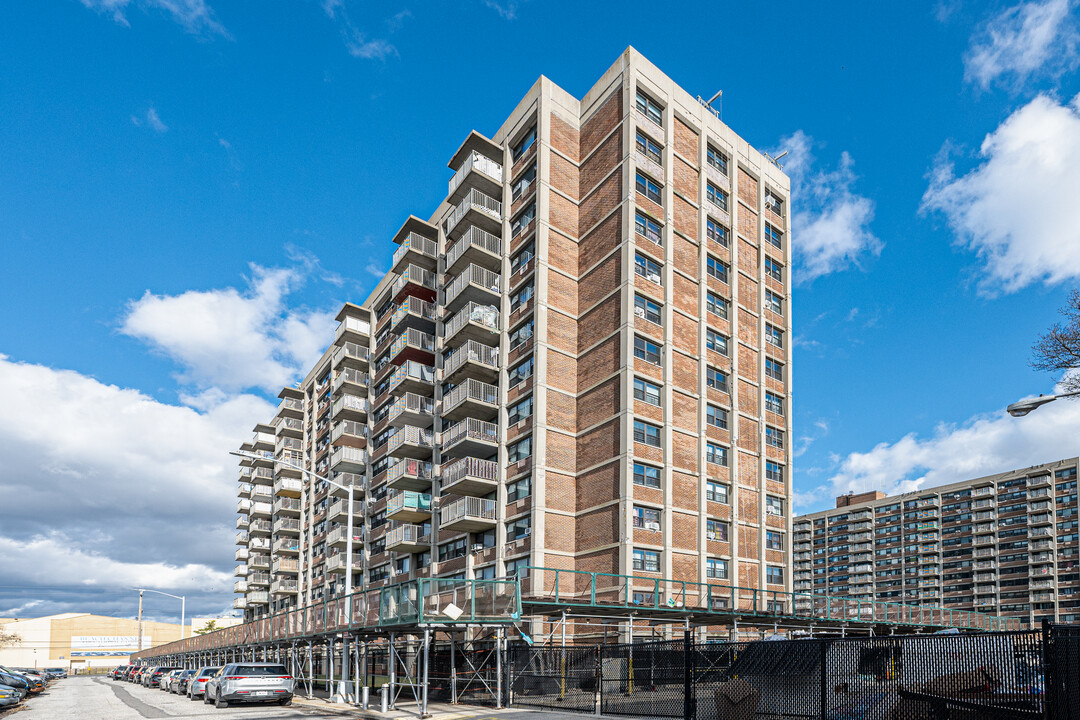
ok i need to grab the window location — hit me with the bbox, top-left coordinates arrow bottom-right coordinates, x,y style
706,480 -> 729,503
706,367 -> 728,392
632,591 -> 655,605
439,537 -> 468,562
764,223 -> 783,250
766,426 -> 784,449
476,529 -> 496,549
508,357 -> 534,388
634,294 -> 662,324
765,289 -> 784,316
765,391 -> 784,415
706,146 -> 728,175
766,565 -> 785,585
507,475 -> 531,503
635,252 -> 662,284
634,463 -> 661,489
633,548 -> 661,572
635,131 -> 662,164
511,240 -> 535,274
475,564 -> 496,580
636,171 -> 663,204
633,506 -> 661,530
706,291 -> 729,319
506,557 -> 529,578
635,211 -> 662,245
634,377 -> 662,406
634,420 -> 661,447
764,189 -> 785,217
765,256 -> 784,283
508,395 -> 533,425
512,163 -> 536,200
707,519 -> 729,541
766,495 -> 786,516
706,558 -> 729,579
767,462 -> 785,483
636,90 -> 663,127
706,217 -> 729,247
509,320 -> 534,351
707,442 -> 728,466
634,336 -> 662,365
706,182 -> 728,211
512,126 -> 536,160
510,281 -> 534,312
766,531 -> 785,551
508,436 -> 532,463
707,405 -> 728,430
512,203 -> 536,237
706,256 -> 729,283
766,324 -> 784,349
507,516 -> 532,541
369,564 -> 390,583
705,328 -> 728,356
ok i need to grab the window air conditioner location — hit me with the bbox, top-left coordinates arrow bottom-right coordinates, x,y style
645,521 -> 661,531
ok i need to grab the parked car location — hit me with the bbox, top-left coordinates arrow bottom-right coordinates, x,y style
160,670 -> 182,691
203,663 -> 294,708
187,666 -> 220,700
0,673 -> 28,700
0,683 -> 19,709
110,665 -> 129,680
127,666 -> 143,682
44,667 -> 67,679
0,667 -> 42,695
171,669 -> 196,694
148,666 -> 179,688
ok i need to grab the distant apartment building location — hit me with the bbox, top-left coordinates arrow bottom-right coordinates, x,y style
233,47 -> 794,624
793,458 -> 1080,628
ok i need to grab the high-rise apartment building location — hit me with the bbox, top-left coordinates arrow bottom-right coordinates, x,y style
233,48 -> 794,627
793,458 -> 1080,628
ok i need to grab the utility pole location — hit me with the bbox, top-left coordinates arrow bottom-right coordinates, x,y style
137,590 -> 144,652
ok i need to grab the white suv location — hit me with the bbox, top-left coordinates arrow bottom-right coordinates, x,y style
204,663 -> 294,708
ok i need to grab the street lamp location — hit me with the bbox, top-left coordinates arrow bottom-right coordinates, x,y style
133,588 -> 186,651
230,449 -> 359,703
1006,389 -> 1080,417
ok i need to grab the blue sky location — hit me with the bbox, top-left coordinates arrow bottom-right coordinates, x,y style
2,0 -> 1080,621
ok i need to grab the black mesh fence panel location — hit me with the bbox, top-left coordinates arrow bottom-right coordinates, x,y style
1046,623 -> 1080,720
509,644 -> 599,713
427,642 -> 503,707
600,639 -> 687,718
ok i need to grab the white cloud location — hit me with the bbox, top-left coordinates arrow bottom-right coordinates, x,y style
345,35 -> 397,60
777,131 -> 882,284
120,263 -> 336,393
145,107 -> 167,133
0,356 -> 269,617
964,0 -> 1079,90
816,381 -> 1080,507
482,0 -> 525,20
921,93 -> 1080,294
80,0 -> 227,36
320,1 -> 400,60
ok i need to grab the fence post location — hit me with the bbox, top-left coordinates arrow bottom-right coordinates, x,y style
819,638 -> 828,720
594,643 -> 602,717
1042,618 -> 1055,720
683,629 -> 694,720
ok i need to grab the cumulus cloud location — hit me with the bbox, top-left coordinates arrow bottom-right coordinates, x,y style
921,93 -> 1080,294
120,263 -> 336,393
777,131 -> 881,284
0,356 -> 269,618
79,0 -> 227,36
964,0 -> 1079,90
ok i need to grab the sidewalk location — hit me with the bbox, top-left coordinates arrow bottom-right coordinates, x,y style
289,695 -> 538,718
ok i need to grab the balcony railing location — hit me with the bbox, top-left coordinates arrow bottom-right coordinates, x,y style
332,394 -> 369,417
327,554 -> 364,573
272,558 -> 300,573
389,393 -> 434,422
391,298 -> 436,328
333,342 -> 370,366
327,526 -> 364,545
446,188 -> 502,235
442,417 -> 498,450
445,264 -> 501,308
440,496 -> 496,525
444,302 -> 499,340
271,580 -> 299,594
441,457 -> 498,486
387,458 -> 433,486
332,419 -> 366,445
278,397 -> 303,413
333,367 -> 368,393
446,226 -> 502,270
388,426 -> 434,454
448,151 -> 504,197
388,361 -> 435,393
392,233 -> 438,267
443,340 -> 499,379
443,378 -> 499,416
335,316 -> 370,343
387,523 -> 430,547
391,264 -> 436,297
387,490 -> 432,516
387,328 -> 435,361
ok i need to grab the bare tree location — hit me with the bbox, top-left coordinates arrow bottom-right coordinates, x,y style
1032,289 -> 1080,394
0,630 -> 21,650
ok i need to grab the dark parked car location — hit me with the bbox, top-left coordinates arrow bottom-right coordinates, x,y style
169,669 -> 195,694
44,667 -> 67,679
147,666 -> 180,688
0,673 -> 28,700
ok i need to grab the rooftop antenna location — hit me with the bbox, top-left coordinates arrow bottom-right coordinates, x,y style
698,89 -> 723,120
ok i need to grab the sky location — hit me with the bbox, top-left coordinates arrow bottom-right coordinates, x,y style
1,0 -> 1080,623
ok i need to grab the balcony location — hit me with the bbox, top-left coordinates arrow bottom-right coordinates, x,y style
249,502 -> 273,520
248,554 -> 270,570
233,598 -> 248,609
330,471 -> 364,497
1031,539 -> 1055,551
1031,552 -> 1055,564
446,225 -> 502,275
331,419 -> 367,449
1028,474 -> 1052,488
388,393 -> 435,428
974,598 -> 996,608
387,458 -> 434,492
1031,527 -> 1053,538
387,425 -> 433,459
439,496 -> 497,532
251,467 -> 273,485
274,477 -> 302,498
1030,488 -> 1053,500
442,340 -> 499,384
327,554 -> 364,574
332,341 -> 370,370
444,302 -> 499,346
392,232 -> 438,273
234,564 -> 248,577
1031,513 -> 1053,526
273,517 -> 301,535
247,591 -> 270,605
249,536 -> 271,552
916,497 -> 939,508
331,445 -> 368,472
444,264 -> 501,314
1032,566 -> 1055,577
445,188 -> 502,239
386,523 -> 430,553
335,315 -> 370,346
387,490 -> 433,522
392,264 -> 438,304
235,547 -> 249,561
276,416 -> 303,437
448,150 -> 503,202
271,580 -> 299,596
388,297 -> 437,337
388,360 -> 436,395
237,498 -> 251,514
442,378 -> 499,422
328,497 -> 364,522
327,526 -> 364,547
386,328 -> 436,369
441,418 -> 498,458
273,537 -> 300,555
274,497 -> 301,515
272,557 -> 299,574
333,367 -> 369,396
248,571 -> 270,586
332,394 -> 369,421
973,486 -> 994,497
440,456 -> 499,497
252,430 -> 275,451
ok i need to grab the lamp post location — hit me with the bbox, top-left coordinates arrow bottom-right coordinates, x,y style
230,449 -> 358,703
1006,389 -> 1080,417
133,588 -> 186,642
